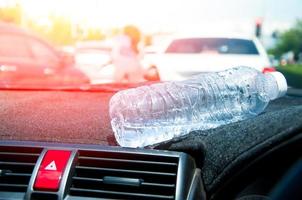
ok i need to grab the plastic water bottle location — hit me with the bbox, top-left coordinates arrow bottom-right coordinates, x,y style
110,66 -> 287,148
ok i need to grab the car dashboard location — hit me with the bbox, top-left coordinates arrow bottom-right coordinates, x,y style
1,89 -> 302,200
0,141 -> 204,200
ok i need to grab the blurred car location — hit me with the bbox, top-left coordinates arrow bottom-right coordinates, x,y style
74,40 -> 116,83
75,40 -> 113,67
0,22 -> 89,87
143,34 -> 274,81
75,40 -> 154,84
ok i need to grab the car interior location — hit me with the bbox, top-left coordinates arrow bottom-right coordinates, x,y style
1,1 -> 302,200
1,86 -> 302,200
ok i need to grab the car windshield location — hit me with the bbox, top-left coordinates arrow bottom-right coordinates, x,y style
165,38 -> 259,54
0,0 -> 301,90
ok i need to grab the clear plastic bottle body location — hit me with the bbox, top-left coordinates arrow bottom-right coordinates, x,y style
110,67 -> 281,147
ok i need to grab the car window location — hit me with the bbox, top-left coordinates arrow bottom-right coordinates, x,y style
165,38 -> 259,55
0,34 -> 32,58
29,38 -> 59,63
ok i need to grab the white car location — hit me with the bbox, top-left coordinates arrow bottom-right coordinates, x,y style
75,40 -> 151,84
74,41 -> 115,83
143,35 -> 274,81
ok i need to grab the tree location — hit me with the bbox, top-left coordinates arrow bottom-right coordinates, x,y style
48,15 -> 74,45
269,20 -> 302,60
0,3 -> 22,24
26,15 -> 74,46
82,28 -> 105,41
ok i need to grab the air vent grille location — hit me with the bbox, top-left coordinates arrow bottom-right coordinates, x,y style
0,146 -> 42,192
70,150 -> 179,200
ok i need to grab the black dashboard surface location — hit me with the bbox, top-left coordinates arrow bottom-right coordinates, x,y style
0,89 -> 301,147
0,90 -> 116,145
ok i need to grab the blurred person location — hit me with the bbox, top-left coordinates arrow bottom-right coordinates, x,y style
111,25 -> 144,83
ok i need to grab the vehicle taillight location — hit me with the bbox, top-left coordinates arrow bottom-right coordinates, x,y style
262,67 -> 276,73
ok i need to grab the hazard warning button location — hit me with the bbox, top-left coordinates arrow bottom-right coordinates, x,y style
34,150 -> 72,191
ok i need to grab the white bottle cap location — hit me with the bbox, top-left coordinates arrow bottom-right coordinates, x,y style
269,71 -> 288,98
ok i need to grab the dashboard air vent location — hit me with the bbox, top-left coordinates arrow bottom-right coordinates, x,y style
70,150 -> 179,200
0,146 -> 42,192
